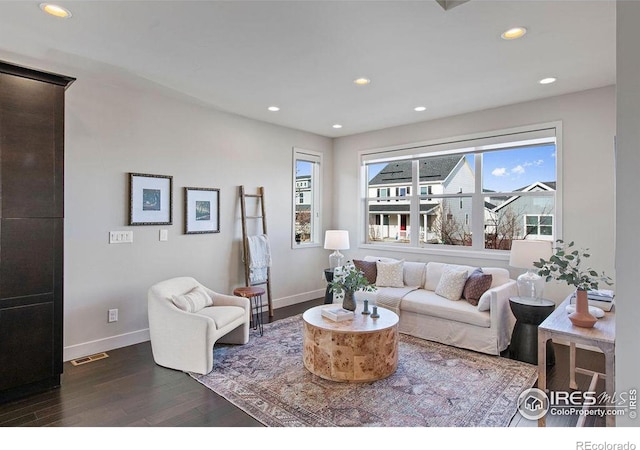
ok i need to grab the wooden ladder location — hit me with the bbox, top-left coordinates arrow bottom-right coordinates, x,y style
239,186 -> 273,317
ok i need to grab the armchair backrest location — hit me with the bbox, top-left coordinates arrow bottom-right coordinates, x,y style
148,276 -> 203,306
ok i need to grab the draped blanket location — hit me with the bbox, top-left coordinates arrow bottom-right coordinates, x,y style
374,286 -> 420,314
247,234 -> 271,284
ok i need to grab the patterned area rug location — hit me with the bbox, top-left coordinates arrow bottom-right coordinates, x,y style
190,315 -> 537,427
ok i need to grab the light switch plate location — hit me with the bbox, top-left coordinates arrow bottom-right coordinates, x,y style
160,229 -> 168,241
109,231 -> 133,244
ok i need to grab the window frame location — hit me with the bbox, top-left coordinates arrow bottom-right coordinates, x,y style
359,122 -> 562,260
292,147 -> 322,248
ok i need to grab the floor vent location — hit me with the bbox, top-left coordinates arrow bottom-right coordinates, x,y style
70,352 -> 109,366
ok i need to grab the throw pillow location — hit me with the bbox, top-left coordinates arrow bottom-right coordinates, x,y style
171,285 -> 213,313
353,259 -> 377,285
462,268 -> 493,306
376,259 -> 405,288
435,265 -> 469,301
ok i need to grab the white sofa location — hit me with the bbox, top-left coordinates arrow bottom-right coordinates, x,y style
335,257 -> 518,356
148,277 -> 251,375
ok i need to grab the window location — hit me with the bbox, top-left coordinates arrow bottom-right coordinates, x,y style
362,125 -> 558,252
525,215 -> 553,238
293,148 -> 322,247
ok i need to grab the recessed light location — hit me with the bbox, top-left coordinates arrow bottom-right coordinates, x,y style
414,106 -> 426,112
332,124 -> 343,129
539,77 -> 557,85
39,3 -> 72,18
501,27 -> 527,40
267,106 -> 280,112
353,78 -> 371,86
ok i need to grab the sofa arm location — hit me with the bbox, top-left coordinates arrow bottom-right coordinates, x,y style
488,280 -> 518,352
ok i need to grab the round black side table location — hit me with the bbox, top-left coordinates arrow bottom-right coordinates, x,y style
324,269 -> 334,304
509,297 -> 556,366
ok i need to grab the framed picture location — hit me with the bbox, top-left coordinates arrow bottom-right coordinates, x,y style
184,187 -> 220,234
129,173 -> 173,225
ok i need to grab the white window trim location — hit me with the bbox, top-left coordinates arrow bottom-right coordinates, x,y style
358,121 -> 563,259
292,147 -> 322,249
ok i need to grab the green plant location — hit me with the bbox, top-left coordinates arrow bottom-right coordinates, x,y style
328,263 -> 376,295
533,240 -> 613,291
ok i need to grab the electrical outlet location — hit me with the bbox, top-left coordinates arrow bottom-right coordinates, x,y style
108,309 -> 118,323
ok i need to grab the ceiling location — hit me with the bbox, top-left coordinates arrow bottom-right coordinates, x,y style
0,1 -> 616,138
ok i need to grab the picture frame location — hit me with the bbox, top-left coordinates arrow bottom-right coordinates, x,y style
184,187 -> 220,234
129,173 -> 173,225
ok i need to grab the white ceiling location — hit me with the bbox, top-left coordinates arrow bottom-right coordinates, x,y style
0,1 -> 616,138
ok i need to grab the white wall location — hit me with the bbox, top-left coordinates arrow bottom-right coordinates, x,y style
0,53 -> 332,361
615,0 -> 640,427
333,86 -> 616,304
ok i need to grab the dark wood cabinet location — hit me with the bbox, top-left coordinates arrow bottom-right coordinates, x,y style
0,61 -> 74,402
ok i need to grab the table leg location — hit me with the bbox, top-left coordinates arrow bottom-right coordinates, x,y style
537,330 -> 548,427
603,344 -> 616,427
569,342 -> 578,390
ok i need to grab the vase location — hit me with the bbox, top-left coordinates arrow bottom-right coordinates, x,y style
342,290 -> 356,312
568,289 -> 597,328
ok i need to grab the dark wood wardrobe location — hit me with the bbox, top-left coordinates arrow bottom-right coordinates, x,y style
0,61 -> 74,402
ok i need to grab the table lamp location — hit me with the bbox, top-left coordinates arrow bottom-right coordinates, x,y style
509,239 -> 552,300
324,230 -> 349,269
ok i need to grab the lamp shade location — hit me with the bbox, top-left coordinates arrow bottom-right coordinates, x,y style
324,230 -> 350,250
509,240 -> 552,270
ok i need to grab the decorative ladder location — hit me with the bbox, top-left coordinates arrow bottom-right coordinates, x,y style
239,186 -> 273,317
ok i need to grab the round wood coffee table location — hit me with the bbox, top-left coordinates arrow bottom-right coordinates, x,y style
302,304 -> 399,382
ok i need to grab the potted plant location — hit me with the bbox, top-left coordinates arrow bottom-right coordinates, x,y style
328,263 -> 376,311
533,240 -> 613,328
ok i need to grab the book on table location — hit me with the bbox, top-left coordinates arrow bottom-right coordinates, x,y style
321,307 -> 354,322
571,290 -> 615,312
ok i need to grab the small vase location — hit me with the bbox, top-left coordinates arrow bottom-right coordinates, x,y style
569,289 -> 597,328
342,290 -> 356,312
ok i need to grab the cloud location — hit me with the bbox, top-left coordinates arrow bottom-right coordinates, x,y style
511,165 -> 525,175
492,167 -> 507,177
551,152 -> 556,158
534,159 -> 544,166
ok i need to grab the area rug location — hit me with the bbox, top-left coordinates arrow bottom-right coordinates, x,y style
190,315 -> 537,427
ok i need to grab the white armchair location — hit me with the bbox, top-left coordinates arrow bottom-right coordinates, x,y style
148,277 -> 250,375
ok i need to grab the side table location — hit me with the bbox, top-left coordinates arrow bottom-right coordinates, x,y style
538,296 -> 616,427
233,286 -> 265,336
509,297 -> 555,366
323,269 -> 334,304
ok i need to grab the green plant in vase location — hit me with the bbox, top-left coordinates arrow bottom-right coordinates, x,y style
533,240 -> 613,328
328,263 -> 376,312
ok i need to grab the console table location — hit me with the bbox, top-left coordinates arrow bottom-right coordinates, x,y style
537,296 -> 615,427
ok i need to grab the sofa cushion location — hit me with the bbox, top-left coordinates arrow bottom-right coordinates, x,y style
401,289 -> 491,328
353,259 -> 377,284
376,260 -> 405,288
403,261 -> 426,287
482,267 -> 510,289
424,262 -> 475,291
435,265 -> 469,300
462,268 -> 493,306
171,285 -> 213,313
196,305 -> 245,329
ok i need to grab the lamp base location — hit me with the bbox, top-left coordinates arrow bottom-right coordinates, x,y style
329,250 -> 344,270
516,270 -> 545,300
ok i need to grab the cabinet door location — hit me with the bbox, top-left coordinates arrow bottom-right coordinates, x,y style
0,302 -> 54,391
0,73 -> 65,219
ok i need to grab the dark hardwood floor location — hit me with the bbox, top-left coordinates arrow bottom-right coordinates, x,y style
0,297 -> 606,427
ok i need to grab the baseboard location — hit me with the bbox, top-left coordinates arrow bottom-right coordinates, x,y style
271,289 -> 324,309
63,291 -> 324,361
63,328 -> 150,362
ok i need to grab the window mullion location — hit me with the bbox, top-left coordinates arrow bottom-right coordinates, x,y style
410,160 -> 420,245
471,153 -> 484,250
